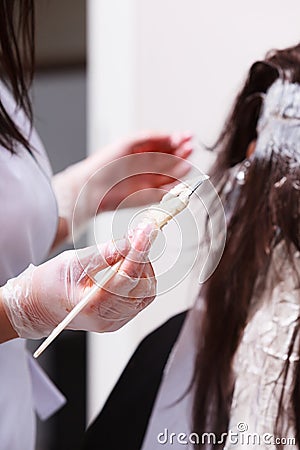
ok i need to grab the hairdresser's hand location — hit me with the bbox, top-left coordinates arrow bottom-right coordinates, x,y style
52,132 -> 193,243
87,132 -> 194,210
1,222 -> 157,339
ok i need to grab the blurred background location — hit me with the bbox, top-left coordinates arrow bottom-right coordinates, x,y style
30,0 -> 300,448
31,1 -> 86,449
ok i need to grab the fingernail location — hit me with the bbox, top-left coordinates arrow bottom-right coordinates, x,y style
139,221 -> 159,243
170,133 -> 181,146
182,131 -> 193,139
171,132 -> 193,147
181,142 -> 193,152
132,223 -> 156,252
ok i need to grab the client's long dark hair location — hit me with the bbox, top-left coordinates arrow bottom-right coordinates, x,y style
0,0 -> 35,153
192,44 -> 300,448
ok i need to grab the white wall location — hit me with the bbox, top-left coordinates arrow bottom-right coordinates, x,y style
136,0 -> 300,142
87,0 -> 300,424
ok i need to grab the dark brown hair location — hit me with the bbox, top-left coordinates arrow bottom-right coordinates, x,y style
0,0 -> 35,153
192,44 -> 300,448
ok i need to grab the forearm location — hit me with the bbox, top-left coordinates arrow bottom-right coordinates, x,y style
0,287 -> 18,343
51,158 -> 98,245
50,217 -> 69,252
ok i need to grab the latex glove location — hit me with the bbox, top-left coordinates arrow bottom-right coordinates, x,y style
52,132 -> 193,239
1,223 -> 157,339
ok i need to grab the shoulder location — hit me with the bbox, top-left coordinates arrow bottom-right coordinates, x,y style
0,81 -> 52,178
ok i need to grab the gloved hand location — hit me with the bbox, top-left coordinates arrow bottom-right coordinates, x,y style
1,222 -> 157,339
52,132 -> 193,239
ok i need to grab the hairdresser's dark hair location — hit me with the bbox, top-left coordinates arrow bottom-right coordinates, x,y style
192,43 -> 300,449
0,0 -> 35,153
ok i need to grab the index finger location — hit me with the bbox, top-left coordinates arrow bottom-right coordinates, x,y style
131,132 -> 193,154
119,222 -> 157,278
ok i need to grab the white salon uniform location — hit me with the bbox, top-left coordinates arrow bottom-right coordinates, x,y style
0,83 -> 65,450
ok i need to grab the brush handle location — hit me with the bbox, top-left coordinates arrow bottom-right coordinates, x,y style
33,259 -> 123,358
